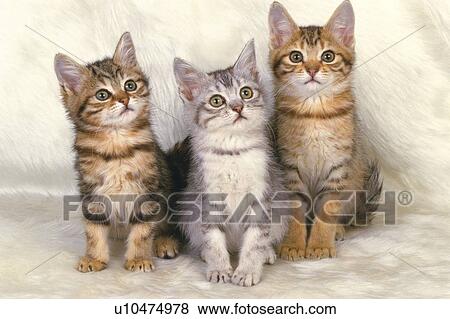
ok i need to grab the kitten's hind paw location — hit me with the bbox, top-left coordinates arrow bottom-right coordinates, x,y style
77,256 -> 107,273
124,258 -> 155,272
206,268 -> 232,283
154,236 -> 179,259
231,267 -> 262,287
278,244 -> 306,261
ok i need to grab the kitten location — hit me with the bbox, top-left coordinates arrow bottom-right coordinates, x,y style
173,40 -> 287,286
54,32 -> 179,272
268,1 -> 382,260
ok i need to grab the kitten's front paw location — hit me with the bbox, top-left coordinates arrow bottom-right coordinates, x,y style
77,256 -> 107,273
305,246 -> 336,259
265,248 -> 277,265
154,236 -> 179,259
124,258 -> 155,272
335,225 -> 345,241
206,268 -> 233,283
278,244 -> 306,261
231,267 -> 262,287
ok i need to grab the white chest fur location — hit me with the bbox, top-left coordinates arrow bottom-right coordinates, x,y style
194,130 -> 268,215
200,148 -> 268,252
201,148 -> 267,212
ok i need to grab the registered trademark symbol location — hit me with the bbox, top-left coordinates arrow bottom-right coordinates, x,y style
398,191 -> 413,206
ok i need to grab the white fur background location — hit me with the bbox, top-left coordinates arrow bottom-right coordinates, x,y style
0,0 -> 449,298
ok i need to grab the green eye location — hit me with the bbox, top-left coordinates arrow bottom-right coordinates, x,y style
321,50 -> 335,63
209,95 -> 225,107
240,87 -> 253,100
289,51 -> 303,63
124,80 -> 137,92
95,89 -> 110,101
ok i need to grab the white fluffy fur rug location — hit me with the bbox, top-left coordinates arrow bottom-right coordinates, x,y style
0,0 -> 449,297
1,195 -> 449,298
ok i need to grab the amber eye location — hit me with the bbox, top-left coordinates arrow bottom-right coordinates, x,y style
240,87 -> 253,100
321,50 -> 335,63
209,95 -> 225,108
95,89 -> 110,101
289,51 -> 303,63
124,80 -> 137,92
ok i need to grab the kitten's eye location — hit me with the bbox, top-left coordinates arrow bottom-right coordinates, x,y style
95,89 -> 110,101
289,51 -> 303,63
209,95 -> 225,108
321,50 -> 335,63
124,80 -> 137,92
240,87 -> 253,100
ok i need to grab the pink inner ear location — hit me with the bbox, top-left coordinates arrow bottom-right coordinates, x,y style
55,59 -> 83,93
181,87 -> 194,102
328,1 -> 355,48
334,25 -> 354,47
269,5 -> 297,49
174,58 -> 206,102
270,28 -> 287,49
181,74 -> 201,102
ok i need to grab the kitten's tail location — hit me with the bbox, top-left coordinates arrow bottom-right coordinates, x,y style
165,136 -> 192,192
356,161 -> 383,225
164,137 -> 192,247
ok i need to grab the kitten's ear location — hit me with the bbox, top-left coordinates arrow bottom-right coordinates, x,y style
325,0 -> 355,49
54,53 -> 87,94
233,39 -> 258,79
173,58 -> 208,102
268,2 -> 298,49
113,32 -> 137,67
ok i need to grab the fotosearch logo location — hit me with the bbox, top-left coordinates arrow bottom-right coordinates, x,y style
63,190 -> 409,225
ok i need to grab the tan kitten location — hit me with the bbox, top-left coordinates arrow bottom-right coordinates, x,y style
54,33 -> 179,272
269,1 -> 382,260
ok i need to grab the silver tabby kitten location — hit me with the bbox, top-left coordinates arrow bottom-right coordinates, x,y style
173,40 -> 287,286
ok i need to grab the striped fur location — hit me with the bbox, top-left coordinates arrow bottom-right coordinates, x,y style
269,1 -> 382,261
173,40 -> 288,286
54,33 -> 179,272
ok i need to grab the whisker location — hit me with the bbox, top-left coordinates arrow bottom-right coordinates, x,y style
274,75 -> 303,98
301,69 -> 356,103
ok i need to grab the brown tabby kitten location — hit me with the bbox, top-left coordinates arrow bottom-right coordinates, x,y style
269,1 -> 382,260
54,33 -> 179,272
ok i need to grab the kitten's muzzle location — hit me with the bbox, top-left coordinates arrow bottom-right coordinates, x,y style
233,115 -> 247,124
305,78 -> 321,85
119,105 -> 134,115
304,67 -> 321,84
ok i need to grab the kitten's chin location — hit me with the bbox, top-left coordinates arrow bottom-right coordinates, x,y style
299,78 -> 349,98
300,81 -> 325,95
289,82 -> 332,100
102,111 -> 140,127
104,103 -> 147,127
304,81 -> 321,89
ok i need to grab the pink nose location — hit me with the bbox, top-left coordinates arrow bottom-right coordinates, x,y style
307,70 -> 317,78
232,103 -> 243,114
119,97 -> 129,107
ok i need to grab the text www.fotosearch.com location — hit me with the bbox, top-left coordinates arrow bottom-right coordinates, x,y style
113,301 -> 337,316
198,302 -> 336,315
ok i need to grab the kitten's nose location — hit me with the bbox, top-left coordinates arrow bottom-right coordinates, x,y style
231,103 -> 243,114
307,69 -> 317,78
119,97 -> 129,107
